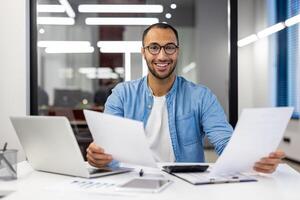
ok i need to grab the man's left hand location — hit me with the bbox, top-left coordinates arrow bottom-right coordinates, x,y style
254,150 -> 285,173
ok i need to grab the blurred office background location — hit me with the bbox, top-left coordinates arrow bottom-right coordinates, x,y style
0,0 -> 299,171
33,0 -> 232,157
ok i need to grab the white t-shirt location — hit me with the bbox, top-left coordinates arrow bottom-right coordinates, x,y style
145,95 -> 175,162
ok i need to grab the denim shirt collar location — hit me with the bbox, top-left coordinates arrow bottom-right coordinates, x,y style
143,75 -> 178,98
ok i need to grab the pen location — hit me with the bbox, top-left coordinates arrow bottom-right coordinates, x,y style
3,142 -> 7,151
139,169 -> 144,177
0,142 -> 17,177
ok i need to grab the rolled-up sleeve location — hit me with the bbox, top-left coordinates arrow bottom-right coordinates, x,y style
104,84 -> 124,117
200,89 -> 233,155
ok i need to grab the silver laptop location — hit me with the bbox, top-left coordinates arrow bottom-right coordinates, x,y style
10,116 -> 132,178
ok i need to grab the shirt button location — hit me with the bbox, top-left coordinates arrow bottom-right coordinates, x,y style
148,104 -> 152,109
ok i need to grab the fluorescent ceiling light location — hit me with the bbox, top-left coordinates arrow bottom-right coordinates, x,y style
257,22 -> 285,38
285,14 -> 300,27
37,17 -> 75,25
97,41 -> 142,53
59,0 -> 75,18
86,17 -> 159,25
115,67 -> 124,74
86,72 -> 119,79
79,67 -> 113,74
45,46 -> 94,53
78,4 -> 163,13
182,62 -> 196,74
237,34 -> 258,47
37,5 -> 65,13
38,41 -> 91,48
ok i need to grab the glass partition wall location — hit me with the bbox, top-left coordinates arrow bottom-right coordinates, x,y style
32,0 -> 237,158
36,0 -> 199,113
238,0 -> 300,162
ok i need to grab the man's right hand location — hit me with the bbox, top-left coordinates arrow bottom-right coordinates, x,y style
86,142 -> 113,168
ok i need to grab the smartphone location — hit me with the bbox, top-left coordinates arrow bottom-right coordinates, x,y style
117,178 -> 172,193
162,164 -> 209,173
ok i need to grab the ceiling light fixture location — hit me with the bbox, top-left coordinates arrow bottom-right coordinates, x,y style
78,4 -> 163,13
85,17 -> 158,25
182,62 -> 196,74
237,34 -> 258,47
38,41 -> 91,48
79,67 -> 113,74
165,13 -> 172,19
39,28 -> 45,34
170,4 -> 177,9
86,72 -> 119,79
45,46 -> 94,54
238,14 -> 300,47
285,14 -> 300,27
37,17 -> 75,25
97,41 -> 142,53
59,0 -> 75,18
257,22 -> 285,38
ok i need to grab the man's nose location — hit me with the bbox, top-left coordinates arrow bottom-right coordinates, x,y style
157,47 -> 168,59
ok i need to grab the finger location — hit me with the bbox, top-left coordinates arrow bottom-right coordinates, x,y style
87,157 -> 111,167
86,154 -> 99,167
87,154 -> 112,167
86,147 -> 113,162
88,143 -> 105,153
269,150 -> 285,159
253,166 -> 275,174
91,153 -> 112,161
87,157 -> 106,168
87,150 -> 113,163
259,157 -> 282,165
254,162 -> 278,171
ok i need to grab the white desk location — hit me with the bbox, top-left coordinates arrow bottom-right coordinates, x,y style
1,161 -> 300,200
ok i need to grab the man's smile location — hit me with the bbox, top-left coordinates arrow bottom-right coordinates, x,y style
153,62 -> 172,72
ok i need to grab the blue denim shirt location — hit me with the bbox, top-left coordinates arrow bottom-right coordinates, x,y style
104,76 -> 233,162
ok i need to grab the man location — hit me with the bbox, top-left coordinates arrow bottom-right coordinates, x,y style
87,23 -> 285,173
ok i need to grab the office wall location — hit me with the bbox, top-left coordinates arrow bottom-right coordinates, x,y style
0,0 -> 28,161
195,0 -> 230,116
238,0 -> 271,113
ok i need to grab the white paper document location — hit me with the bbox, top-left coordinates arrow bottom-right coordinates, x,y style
210,107 -> 293,176
84,110 -> 157,167
45,179 -> 137,197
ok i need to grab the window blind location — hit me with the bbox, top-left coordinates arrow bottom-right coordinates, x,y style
287,0 -> 300,118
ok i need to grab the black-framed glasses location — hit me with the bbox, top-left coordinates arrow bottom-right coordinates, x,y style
143,43 -> 179,55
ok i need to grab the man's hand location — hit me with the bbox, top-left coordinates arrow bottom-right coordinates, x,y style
254,150 -> 285,173
86,142 -> 113,168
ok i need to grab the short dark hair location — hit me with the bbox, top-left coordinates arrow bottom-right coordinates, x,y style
142,23 -> 179,46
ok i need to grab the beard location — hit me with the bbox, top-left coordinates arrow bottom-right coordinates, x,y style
146,59 -> 177,80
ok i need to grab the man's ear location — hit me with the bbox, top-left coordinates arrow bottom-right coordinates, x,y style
141,47 -> 145,58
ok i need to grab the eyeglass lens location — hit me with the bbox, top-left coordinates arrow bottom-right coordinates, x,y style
148,43 -> 177,55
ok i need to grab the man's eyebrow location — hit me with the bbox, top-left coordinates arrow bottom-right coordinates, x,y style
146,42 -> 177,46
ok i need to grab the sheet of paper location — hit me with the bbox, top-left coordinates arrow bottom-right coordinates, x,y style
45,179 -> 137,197
84,110 -> 157,167
210,107 -> 293,176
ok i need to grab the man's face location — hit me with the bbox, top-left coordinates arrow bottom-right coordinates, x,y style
142,28 -> 179,80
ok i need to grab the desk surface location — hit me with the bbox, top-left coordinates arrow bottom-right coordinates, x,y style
1,162 -> 300,200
